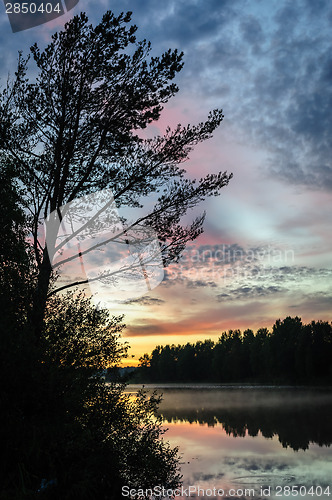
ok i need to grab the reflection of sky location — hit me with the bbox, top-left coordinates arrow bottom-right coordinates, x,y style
1,0 -> 332,360
165,422 -> 332,500
154,387 -> 332,500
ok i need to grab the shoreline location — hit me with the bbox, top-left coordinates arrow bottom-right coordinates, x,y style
124,382 -> 332,391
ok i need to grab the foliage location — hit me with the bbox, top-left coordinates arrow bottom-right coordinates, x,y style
0,287 -> 182,499
0,90 -> 182,500
0,10 -> 231,341
0,165 -> 36,329
0,9 -> 232,497
43,292 -> 127,370
137,317 -> 332,384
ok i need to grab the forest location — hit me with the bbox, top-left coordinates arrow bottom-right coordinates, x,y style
136,316 -> 332,384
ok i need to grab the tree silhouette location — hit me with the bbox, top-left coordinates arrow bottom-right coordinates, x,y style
137,317 -> 332,384
0,10 -> 234,497
0,10 -> 232,341
0,166 -> 35,330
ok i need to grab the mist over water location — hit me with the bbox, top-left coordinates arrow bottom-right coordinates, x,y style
127,386 -> 332,499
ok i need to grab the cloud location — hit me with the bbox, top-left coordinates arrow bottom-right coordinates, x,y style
124,296 -> 165,306
186,280 -> 218,288
217,285 -> 284,301
243,2 -> 332,190
3,0 -> 331,193
125,320 -> 170,336
288,291 -> 332,312
125,0 -> 332,192
192,472 -> 224,482
2,1 -> 332,359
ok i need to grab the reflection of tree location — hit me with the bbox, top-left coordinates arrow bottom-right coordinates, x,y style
157,390 -> 332,451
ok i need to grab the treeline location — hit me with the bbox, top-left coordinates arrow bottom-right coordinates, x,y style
136,317 -> 332,384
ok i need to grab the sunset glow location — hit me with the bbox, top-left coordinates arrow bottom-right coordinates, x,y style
2,0 -> 331,364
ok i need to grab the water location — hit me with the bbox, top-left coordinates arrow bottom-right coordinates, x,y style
126,385 -> 332,499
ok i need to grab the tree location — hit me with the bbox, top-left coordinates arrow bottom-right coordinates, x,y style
0,11 -> 232,497
0,165 -> 36,331
0,175 -> 181,497
271,316 -> 302,382
310,320 -> 332,381
0,288 -> 182,499
43,291 -> 127,370
0,10 -> 232,341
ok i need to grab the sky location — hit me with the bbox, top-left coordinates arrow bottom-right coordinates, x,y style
1,0 -> 332,364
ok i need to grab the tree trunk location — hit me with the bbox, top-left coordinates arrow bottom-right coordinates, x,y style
30,248 -> 52,342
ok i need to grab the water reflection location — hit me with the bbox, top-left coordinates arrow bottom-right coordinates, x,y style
156,387 -> 332,451
127,386 -> 332,500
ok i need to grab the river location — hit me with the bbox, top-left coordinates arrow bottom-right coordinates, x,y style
126,385 -> 332,500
